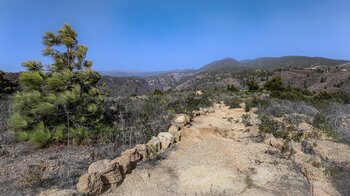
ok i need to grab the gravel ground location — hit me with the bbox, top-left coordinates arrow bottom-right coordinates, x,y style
0,128 -> 129,196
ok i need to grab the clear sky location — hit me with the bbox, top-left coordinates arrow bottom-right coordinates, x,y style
0,0 -> 349,72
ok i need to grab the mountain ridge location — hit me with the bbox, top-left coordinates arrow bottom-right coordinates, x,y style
200,56 -> 349,72
99,56 -> 350,77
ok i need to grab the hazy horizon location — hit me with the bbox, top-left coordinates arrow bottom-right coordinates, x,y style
1,0 -> 350,72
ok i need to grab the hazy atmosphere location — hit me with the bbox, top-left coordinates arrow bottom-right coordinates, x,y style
1,0 -> 350,72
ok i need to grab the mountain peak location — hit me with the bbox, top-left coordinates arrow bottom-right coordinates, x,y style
199,57 -> 242,72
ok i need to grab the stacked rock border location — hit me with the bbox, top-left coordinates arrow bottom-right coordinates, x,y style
76,114 -> 192,195
40,107 -> 214,196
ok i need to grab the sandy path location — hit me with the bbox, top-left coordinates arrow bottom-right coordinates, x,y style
103,106 -> 311,196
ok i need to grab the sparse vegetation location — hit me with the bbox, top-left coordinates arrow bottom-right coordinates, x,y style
241,113 -> 252,127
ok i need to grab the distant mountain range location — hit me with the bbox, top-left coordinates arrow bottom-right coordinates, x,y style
101,56 -> 349,77
199,56 -> 349,72
100,69 -> 195,78
2,56 -> 350,97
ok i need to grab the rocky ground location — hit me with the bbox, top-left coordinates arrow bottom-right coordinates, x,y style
0,128 -> 129,196
103,104 -> 350,196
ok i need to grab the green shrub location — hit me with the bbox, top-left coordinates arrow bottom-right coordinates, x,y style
247,80 -> 259,91
259,115 -> 288,140
264,76 -> 284,91
153,89 -> 164,96
227,84 -> 239,92
0,70 -> 17,94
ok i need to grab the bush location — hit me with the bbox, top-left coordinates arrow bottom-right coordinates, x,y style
259,115 -> 288,139
247,80 -> 259,91
264,77 -> 284,92
312,91 -> 350,104
222,96 -> 242,109
0,71 -> 17,94
245,96 -> 269,112
227,84 -> 239,92
153,89 -> 163,96
102,92 -> 213,145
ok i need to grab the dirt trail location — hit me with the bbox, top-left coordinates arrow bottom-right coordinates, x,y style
103,105 -> 339,196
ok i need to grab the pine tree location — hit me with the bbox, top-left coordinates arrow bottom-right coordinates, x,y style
9,24 -> 105,147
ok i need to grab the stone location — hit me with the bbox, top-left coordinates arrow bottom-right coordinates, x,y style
77,159 -> 123,194
192,110 -> 200,116
88,159 -> 122,184
77,173 -> 104,195
168,124 -> 179,133
147,136 -> 161,154
201,108 -> 209,113
114,148 -> 142,174
157,132 -> 175,150
239,102 -> 246,109
174,114 -> 191,128
39,189 -> 76,196
88,159 -> 111,174
250,107 -> 258,113
135,144 -> 149,160
196,90 -> 203,95
169,126 -> 181,142
264,134 -> 285,151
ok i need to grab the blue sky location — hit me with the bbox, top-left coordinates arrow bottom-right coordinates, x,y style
0,0 -> 349,72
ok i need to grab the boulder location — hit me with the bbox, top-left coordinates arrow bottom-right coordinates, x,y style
168,124 -> 179,133
192,110 -> 200,116
239,103 -> 246,109
157,132 -> 175,150
146,136 -> 161,154
77,173 -> 104,195
88,159 -> 110,174
88,159 -> 123,185
77,159 -> 123,195
113,148 -> 142,175
174,114 -> 191,128
264,134 -> 285,151
135,144 -> 150,160
196,90 -> 203,95
39,189 -> 76,196
168,125 -> 181,142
